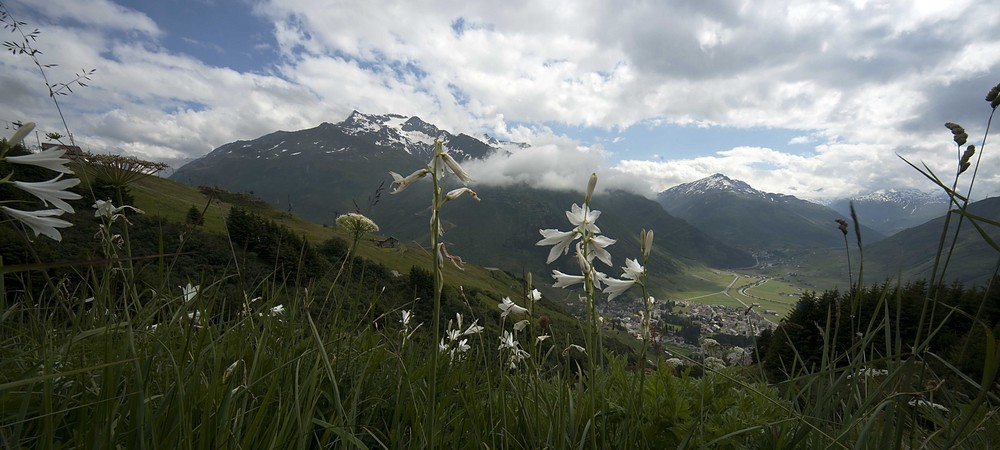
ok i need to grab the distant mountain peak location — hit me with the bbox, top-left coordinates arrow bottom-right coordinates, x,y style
668,173 -> 765,198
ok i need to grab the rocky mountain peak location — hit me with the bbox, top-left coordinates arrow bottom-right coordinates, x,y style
667,173 -> 765,198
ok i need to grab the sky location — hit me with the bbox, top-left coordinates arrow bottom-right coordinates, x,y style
1,0 -> 999,202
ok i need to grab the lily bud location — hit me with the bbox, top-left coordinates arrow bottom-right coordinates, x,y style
641,229 -> 654,258
9,122 -> 35,147
585,172 -> 598,204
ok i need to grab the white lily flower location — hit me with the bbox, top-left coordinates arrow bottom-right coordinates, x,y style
528,289 -> 542,302
461,319 -> 484,336
601,275 -> 636,301
586,234 -> 617,266
446,329 -> 461,342
1,206 -> 72,241
6,147 -> 75,174
434,142 -> 473,183
444,187 -> 480,202
401,310 -> 412,327
513,319 -> 530,331
439,338 -> 449,353
498,296 -> 528,318
551,270 -> 585,288
7,122 -> 35,147
180,283 -> 200,302
454,338 -> 470,354
622,258 -> 644,280
641,229 -> 654,258
536,334 -> 550,343
585,172 -> 598,204
536,228 -> 578,264
566,203 -> 601,234
93,199 -> 144,219
498,330 -> 518,350
12,175 -> 82,213
562,344 -> 586,356
388,168 -> 430,194
270,304 -> 285,315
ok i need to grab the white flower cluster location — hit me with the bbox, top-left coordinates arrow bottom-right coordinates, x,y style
1,123 -> 81,241
535,173 -> 651,301
438,313 -> 483,363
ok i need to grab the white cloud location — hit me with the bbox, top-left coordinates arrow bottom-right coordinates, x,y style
0,0 -> 997,199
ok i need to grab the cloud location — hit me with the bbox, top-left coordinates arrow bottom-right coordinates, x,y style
0,0 -> 997,199
463,130 -> 650,196
8,0 -> 160,36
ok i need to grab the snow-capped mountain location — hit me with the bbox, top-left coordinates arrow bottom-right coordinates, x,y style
829,189 -> 949,236
192,110 -> 503,165
170,112 -> 756,277
657,173 -> 884,250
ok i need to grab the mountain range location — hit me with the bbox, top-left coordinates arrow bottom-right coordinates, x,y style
171,111 -> 1000,288
828,189 -> 949,235
656,173 -> 885,250
170,111 -> 755,288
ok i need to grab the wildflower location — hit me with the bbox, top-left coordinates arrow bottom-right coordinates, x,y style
1,206 -> 72,241
223,360 -> 242,384
703,356 -> 726,371
622,258 -> 644,280
451,338 -> 471,361
5,146 -> 75,174
513,319 -> 530,331
5,122 -> 35,147
12,175 -> 82,213
585,172 -> 598,204
270,305 -> 285,315
601,258 -> 644,300
664,357 -> 684,368
498,296 -> 528,318
551,269 -> 585,288
180,283 -> 199,302
461,319 -> 484,336
601,275 -> 636,301
848,367 -> 889,379
586,234 -> 616,267
537,203 -> 616,265
401,310 -> 412,327
93,199 -> 144,219
335,212 -> 379,234
528,288 -> 542,302
908,398 -> 950,413
444,187 -> 480,202
536,334 -> 550,343
498,330 -> 517,350
388,168 -> 431,194
537,228 -> 578,264
446,328 -> 461,341
435,142 -> 473,183
641,228 -> 654,258
562,344 -> 587,356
